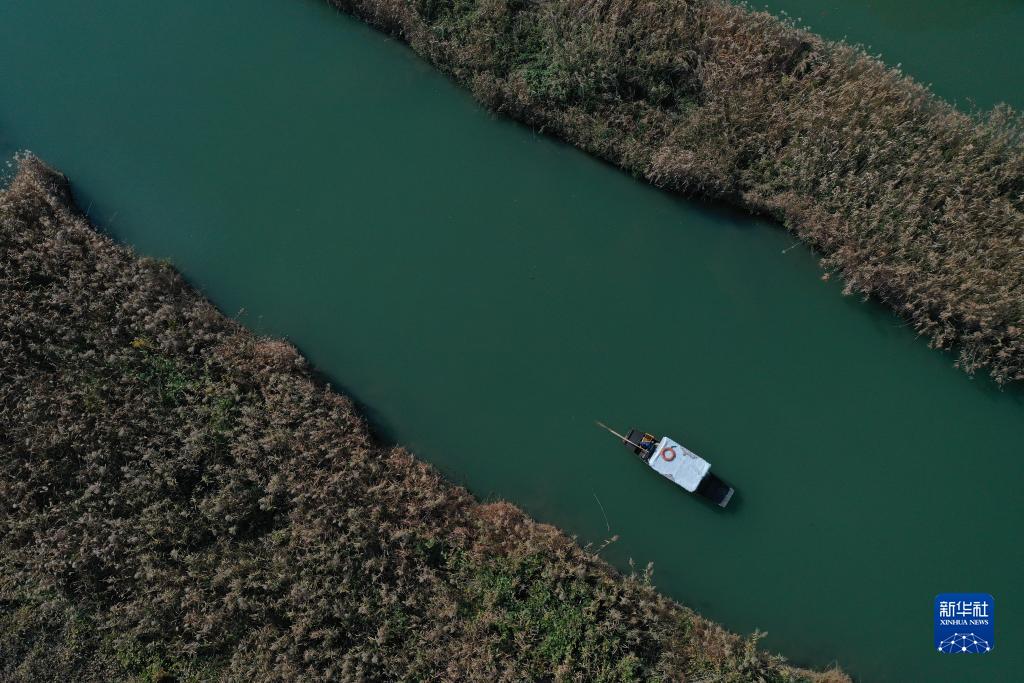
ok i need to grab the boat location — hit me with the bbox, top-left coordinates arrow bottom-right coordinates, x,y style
597,422 -> 735,508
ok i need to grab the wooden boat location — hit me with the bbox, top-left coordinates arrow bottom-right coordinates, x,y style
597,422 -> 735,508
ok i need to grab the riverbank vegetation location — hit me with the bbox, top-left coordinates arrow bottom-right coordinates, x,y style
0,156 -> 846,681
325,0 -> 1024,384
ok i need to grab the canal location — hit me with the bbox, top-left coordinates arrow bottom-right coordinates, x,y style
1,1 -> 1020,680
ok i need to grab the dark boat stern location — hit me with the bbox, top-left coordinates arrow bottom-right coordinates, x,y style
695,472 -> 735,508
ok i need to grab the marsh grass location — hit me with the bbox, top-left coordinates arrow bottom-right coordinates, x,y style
0,157 -> 845,681
326,0 -> 1024,384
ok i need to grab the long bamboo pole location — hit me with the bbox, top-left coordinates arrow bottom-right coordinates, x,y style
595,421 -> 646,452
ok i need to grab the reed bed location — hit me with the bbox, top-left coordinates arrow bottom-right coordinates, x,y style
325,0 -> 1024,384
0,156 -> 846,681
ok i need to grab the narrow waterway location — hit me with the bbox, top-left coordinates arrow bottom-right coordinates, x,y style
1,1 -> 1020,680
760,0 -> 1024,111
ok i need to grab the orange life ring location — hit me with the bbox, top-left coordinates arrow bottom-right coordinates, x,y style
660,445 -> 677,462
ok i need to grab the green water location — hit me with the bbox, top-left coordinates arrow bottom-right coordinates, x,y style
1,1 -> 1021,680
758,0 -> 1024,111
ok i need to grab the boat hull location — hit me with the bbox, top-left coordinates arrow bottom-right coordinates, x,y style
616,425 -> 736,508
695,472 -> 734,508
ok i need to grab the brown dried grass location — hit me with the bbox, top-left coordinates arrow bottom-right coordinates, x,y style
1,156 -> 845,681
327,0 -> 1024,384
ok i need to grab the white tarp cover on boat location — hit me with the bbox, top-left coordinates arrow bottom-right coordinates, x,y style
647,436 -> 710,492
